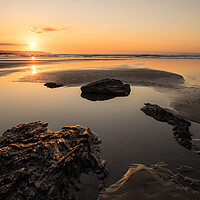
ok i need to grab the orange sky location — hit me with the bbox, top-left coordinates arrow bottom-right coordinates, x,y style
0,0 -> 200,54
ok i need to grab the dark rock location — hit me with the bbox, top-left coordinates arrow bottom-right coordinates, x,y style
44,82 -> 64,88
141,103 -> 191,126
81,78 -> 131,96
141,103 -> 193,150
0,121 -> 108,200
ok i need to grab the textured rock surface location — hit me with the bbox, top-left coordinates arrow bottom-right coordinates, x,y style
141,103 -> 200,154
0,121 -> 108,200
81,78 -> 131,96
44,82 -> 64,88
98,163 -> 200,200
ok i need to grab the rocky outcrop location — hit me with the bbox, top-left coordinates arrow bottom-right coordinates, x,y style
141,103 -> 200,153
0,121 -> 108,200
81,79 -> 131,97
44,82 -> 64,88
98,163 -> 200,200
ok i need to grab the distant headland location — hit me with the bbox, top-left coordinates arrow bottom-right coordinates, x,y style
0,50 -> 51,55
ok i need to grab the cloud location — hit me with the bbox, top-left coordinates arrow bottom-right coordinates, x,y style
0,43 -> 25,46
29,25 -> 67,34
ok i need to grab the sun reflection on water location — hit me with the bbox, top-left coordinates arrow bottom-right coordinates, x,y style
31,57 -> 35,60
31,65 -> 37,74
32,70 -> 37,75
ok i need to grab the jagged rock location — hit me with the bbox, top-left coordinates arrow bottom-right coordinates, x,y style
98,163 -> 200,200
0,121 -> 108,200
81,78 -> 131,97
141,103 -> 196,151
44,82 -> 64,88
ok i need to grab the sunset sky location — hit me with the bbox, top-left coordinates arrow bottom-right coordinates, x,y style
0,0 -> 200,54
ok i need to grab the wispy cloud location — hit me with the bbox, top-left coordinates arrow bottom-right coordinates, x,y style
0,43 -> 25,46
29,25 -> 68,34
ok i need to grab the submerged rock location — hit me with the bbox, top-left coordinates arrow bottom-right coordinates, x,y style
98,163 -> 200,200
0,121 -> 108,200
44,82 -> 64,88
141,103 -> 200,153
81,78 -> 131,97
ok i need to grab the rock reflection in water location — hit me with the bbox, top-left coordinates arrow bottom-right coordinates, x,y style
81,92 -> 116,101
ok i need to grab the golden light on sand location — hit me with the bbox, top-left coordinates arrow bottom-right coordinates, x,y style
30,43 -> 35,48
32,65 -> 36,69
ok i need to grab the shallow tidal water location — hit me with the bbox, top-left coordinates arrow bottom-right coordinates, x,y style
0,57 -> 200,199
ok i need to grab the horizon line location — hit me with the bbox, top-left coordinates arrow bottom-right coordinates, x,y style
0,50 -> 200,56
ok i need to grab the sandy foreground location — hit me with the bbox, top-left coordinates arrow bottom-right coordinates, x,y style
20,68 -> 200,123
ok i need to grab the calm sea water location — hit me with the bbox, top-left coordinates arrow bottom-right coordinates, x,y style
0,55 -> 200,199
